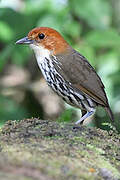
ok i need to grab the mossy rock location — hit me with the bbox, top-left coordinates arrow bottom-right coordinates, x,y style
0,118 -> 120,180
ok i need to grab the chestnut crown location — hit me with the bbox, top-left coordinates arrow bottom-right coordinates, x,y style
28,27 -> 70,55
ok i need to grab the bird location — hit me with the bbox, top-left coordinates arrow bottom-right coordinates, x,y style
16,27 -> 114,124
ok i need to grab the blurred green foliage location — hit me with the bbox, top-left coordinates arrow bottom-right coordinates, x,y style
0,0 -> 120,131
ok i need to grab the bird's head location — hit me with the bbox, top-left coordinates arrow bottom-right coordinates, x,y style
16,27 -> 69,56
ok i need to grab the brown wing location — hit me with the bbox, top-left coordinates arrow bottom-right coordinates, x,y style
55,48 -> 109,107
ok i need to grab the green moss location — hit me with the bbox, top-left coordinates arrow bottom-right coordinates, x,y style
0,119 -> 120,180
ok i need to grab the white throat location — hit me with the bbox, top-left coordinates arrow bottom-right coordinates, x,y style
29,44 -> 54,83
30,44 -> 51,64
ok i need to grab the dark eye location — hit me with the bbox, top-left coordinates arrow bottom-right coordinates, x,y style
38,33 -> 45,39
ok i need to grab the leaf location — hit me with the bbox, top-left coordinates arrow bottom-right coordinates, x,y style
12,46 -> 31,66
97,51 -> 119,101
85,29 -> 120,48
37,14 -> 62,30
69,0 -> 111,29
0,21 -> 14,42
63,20 -> 82,38
0,8 -> 33,36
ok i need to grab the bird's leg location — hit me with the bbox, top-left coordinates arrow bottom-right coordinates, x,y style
75,111 -> 95,125
79,110 -> 87,124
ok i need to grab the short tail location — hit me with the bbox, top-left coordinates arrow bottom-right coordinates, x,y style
105,106 -> 114,122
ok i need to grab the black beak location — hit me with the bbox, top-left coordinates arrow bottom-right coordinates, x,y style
16,36 -> 34,44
